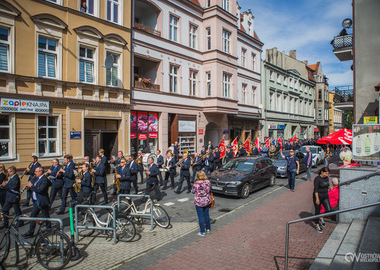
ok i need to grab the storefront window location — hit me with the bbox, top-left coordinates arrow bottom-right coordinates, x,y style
131,111 -> 158,155
178,118 -> 196,155
0,115 -> 11,158
38,116 -> 59,156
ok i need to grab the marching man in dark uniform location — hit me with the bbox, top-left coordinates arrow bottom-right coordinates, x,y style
191,152 -> 203,183
203,150 -> 213,175
111,151 -> 124,195
76,163 -> 92,203
173,142 -> 179,163
146,157 -> 159,196
23,166 -> 51,237
156,150 -> 164,186
137,151 -> 144,184
0,166 -> 22,229
93,155 -> 108,205
238,143 -> 247,157
214,147 -> 221,169
57,154 -> 76,214
163,151 -> 176,190
115,158 -> 131,194
47,159 -> 63,207
175,153 -> 191,194
207,141 -> 214,151
200,146 -> 206,156
128,155 -> 139,194
226,146 -> 234,163
24,155 -> 41,206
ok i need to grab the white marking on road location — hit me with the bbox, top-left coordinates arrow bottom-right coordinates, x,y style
177,198 -> 189,202
164,202 -> 175,206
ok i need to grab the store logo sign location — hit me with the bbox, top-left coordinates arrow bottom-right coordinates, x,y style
1,98 -> 49,114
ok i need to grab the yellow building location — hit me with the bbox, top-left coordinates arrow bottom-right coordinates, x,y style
328,91 -> 343,133
0,0 -> 132,180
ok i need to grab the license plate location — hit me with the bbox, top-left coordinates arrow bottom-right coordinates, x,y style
212,186 -> 223,191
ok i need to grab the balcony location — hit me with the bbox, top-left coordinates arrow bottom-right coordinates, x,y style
134,80 -> 160,91
134,22 -> 161,37
134,0 -> 161,37
331,34 -> 353,61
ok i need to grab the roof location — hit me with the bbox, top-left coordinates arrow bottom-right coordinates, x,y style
189,0 -> 201,6
240,24 -> 246,32
307,62 -> 320,72
254,31 -> 260,41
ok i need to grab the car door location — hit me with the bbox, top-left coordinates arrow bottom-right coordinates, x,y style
251,160 -> 263,190
264,158 -> 275,185
257,159 -> 268,189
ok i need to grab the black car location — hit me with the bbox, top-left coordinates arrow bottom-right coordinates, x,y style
271,151 -> 307,177
209,157 -> 277,198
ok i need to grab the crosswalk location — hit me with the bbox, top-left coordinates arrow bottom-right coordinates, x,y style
163,197 -> 190,206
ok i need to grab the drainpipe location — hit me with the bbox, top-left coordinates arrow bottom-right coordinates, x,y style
264,61 -> 268,139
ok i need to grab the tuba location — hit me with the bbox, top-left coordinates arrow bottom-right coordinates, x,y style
73,182 -> 81,193
113,165 -> 121,192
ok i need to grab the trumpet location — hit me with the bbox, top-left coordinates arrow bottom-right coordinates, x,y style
20,162 -> 33,179
175,158 -> 184,167
113,165 -> 121,192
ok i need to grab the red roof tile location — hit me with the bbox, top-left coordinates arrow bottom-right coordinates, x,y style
189,0 -> 201,6
254,31 -> 260,41
240,24 -> 246,33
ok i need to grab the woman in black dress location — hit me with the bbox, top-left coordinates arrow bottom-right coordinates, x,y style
313,167 -> 331,233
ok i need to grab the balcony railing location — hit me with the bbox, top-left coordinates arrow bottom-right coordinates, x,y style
332,34 -> 353,50
134,81 -> 160,91
134,22 -> 161,37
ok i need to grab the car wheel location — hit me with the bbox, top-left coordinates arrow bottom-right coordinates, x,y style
240,183 -> 250,199
269,175 -> 276,187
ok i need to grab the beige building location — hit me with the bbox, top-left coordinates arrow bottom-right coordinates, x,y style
0,0 -> 132,179
328,91 -> 343,133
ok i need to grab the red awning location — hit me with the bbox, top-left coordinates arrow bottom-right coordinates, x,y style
314,127 -> 319,132
317,129 -> 353,145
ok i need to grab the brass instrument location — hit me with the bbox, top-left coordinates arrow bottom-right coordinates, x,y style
113,165 -> 121,192
175,158 -> 184,167
136,158 -> 142,165
73,182 -> 81,193
20,162 -> 33,179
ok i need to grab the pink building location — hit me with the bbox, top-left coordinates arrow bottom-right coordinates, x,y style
132,0 -> 263,155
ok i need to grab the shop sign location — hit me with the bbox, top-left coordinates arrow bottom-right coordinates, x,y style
70,131 -> 81,140
149,133 -> 158,138
352,124 -> 380,161
268,124 -> 286,130
130,133 -> 137,139
1,98 -> 49,114
138,134 -> 147,140
178,120 -> 196,132
364,116 -> 378,124
198,129 -> 204,135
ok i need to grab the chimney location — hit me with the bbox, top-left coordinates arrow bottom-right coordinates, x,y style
303,60 -> 308,65
289,50 -> 296,59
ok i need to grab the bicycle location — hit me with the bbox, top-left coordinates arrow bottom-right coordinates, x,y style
112,194 -> 170,228
0,214 -> 71,270
76,195 -> 136,242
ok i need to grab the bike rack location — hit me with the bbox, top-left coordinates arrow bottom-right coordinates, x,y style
117,194 -> 155,231
18,216 -> 64,231
74,204 -> 117,245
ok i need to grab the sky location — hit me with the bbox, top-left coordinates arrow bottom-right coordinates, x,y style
238,0 -> 353,88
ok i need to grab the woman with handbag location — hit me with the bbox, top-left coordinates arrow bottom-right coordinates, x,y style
191,170 -> 212,236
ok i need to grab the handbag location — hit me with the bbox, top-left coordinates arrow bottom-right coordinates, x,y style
210,192 -> 215,208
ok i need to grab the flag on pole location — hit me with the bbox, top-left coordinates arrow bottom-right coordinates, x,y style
254,137 -> 260,151
265,137 -> 270,148
294,134 -> 298,142
278,137 -> 283,149
289,137 -> 294,143
243,138 -> 250,153
231,137 -> 238,157
271,139 -> 276,145
218,138 -> 226,159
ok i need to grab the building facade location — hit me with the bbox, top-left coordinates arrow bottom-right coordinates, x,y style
132,0 -> 263,155
0,0 -> 132,175
328,91 -> 343,133
261,48 -> 315,140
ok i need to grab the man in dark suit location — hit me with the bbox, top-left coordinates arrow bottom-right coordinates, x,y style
156,150 -> 164,186
111,151 -> 124,195
251,144 -> 259,155
0,166 -> 22,229
76,163 -> 92,203
175,153 -> 191,194
47,159 -> 63,207
57,155 -> 76,214
238,143 -> 247,157
173,142 -> 179,163
93,155 -> 108,205
24,155 -> 41,206
163,151 -> 176,190
128,155 -> 139,194
137,151 -> 144,184
146,157 -> 159,197
214,147 -> 221,169
191,152 -> 203,183
23,166 -> 51,237
225,146 -> 234,163
203,150 -> 213,175
116,158 -> 131,195
200,146 -> 206,156
207,141 -> 214,151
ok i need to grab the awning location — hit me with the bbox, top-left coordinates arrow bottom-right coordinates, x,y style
314,127 -> 319,132
227,114 -> 264,120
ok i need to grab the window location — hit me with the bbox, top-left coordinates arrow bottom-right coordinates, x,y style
169,15 -> 178,42
251,53 -> 256,71
241,84 -> 247,104
270,93 -> 274,110
107,0 -> 120,24
318,109 -> 322,120
277,74 -> 281,84
283,77 -> 287,86
269,70 -> 274,81
289,78 -> 293,88
289,97 -> 294,114
223,73 -> 231,98
241,49 -> 246,67
80,0 -> 94,15
79,46 -> 94,83
206,0 -> 211,7
189,25 -> 197,49
300,84 -> 303,92
0,28 -> 9,72
247,21 -> 252,33
38,37 -> 57,78
206,27 -> 211,50
277,94 -> 282,111
251,86 -> 256,106
318,89 -> 322,100
222,0 -> 230,11
106,51 -> 119,87
169,65 -> 178,93
206,72 -> 211,96
0,115 -> 12,158
38,116 -> 59,156
189,70 -> 197,96
222,30 -> 230,54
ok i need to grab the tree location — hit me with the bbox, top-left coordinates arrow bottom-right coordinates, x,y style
344,110 -> 353,129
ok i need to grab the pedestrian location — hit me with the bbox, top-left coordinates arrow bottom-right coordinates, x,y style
280,149 -> 299,191
313,167 -> 331,233
324,147 -> 333,167
304,147 -> 313,181
191,170 -> 211,236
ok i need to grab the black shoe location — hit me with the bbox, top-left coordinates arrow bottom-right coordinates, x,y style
56,211 -> 64,215
174,190 -> 181,194
162,186 -> 167,190
23,231 -> 34,238
186,190 -> 191,193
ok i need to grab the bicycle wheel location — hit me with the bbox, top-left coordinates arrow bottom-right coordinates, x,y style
152,205 -> 170,228
115,216 -> 136,242
77,210 -> 95,237
0,230 -> 10,264
112,200 -> 134,215
35,231 -> 72,270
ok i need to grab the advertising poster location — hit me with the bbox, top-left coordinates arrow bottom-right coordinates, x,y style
130,111 -> 137,132
138,112 -> 148,132
352,124 -> 380,161
149,112 -> 158,132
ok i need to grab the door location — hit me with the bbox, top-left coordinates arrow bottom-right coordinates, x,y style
85,131 -> 101,160
102,132 -> 118,160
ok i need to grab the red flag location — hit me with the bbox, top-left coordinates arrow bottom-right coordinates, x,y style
254,138 -> 261,151
231,138 -> 238,157
243,138 -> 250,152
218,138 -> 226,159
294,134 -> 298,142
278,137 -> 283,149
289,137 -> 294,143
265,137 -> 270,148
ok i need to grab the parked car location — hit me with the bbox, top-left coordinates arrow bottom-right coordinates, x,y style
300,146 -> 325,167
271,151 -> 307,177
209,156 -> 277,198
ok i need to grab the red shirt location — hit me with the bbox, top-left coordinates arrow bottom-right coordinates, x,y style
321,186 -> 339,213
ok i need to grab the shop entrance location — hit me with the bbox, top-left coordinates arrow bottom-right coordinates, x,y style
205,122 -> 219,147
84,119 -> 119,160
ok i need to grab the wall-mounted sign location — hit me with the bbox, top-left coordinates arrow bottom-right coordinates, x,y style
268,124 -> 286,130
1,98 -> 49,114
198,129 -> 204,135
70,131 -> 82,140
130,133 -> 137,139
352,124 -> 380,161
178,120 -> 196,132
364,116 -> 378,124
138,134 -> 147,140
148,133 -> 158,138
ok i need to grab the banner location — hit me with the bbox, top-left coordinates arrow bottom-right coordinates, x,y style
231,138 -> 238,157
254,138 -> 260,151
130,111 -> 137,132
1,98 -> 49,114
352,124 -> 380,161
138,112 -> 148,132
148,112 -> 158,132
218,138 -> 226,159
278,137 -> 283,149
243,138 -> 250,153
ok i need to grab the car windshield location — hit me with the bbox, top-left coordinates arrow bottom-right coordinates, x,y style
300,147 -> 317,154
223,160 -> 255,172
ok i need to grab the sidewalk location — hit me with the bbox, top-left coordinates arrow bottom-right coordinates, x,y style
122,166 -> 338,270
